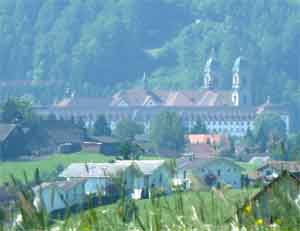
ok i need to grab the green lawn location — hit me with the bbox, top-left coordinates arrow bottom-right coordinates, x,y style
236,161 -> 261,173
0,152 -> 113,185
0,152 -> 166,185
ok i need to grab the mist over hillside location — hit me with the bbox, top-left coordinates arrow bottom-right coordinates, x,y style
0,0 -> 300,109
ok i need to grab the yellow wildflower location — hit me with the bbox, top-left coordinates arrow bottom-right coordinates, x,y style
244,204 -> 252,214
256,218 -> 264,226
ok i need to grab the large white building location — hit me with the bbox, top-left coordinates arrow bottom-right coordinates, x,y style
35,56 -> 290,137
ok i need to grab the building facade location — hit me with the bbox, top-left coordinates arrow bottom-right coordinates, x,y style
34,56 -> 290,137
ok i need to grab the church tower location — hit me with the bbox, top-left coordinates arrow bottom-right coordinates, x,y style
203,51 -> 219,90
232,57 -> 252,106
143,72 -> 149,91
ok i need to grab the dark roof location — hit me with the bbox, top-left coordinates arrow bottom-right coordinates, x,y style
41,121 -> 85,144
0,124 -> 17,142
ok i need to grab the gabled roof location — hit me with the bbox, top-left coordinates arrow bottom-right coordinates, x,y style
187,143 -> 217,159
33,179 -> 85,193
110,88 -> 235,107
165,92 -> 195,107
60,160 -> 166,179
0,124 -> 17,142
178,157 -> 244,172
116,160 -> 165,175
111,89 -> 163,107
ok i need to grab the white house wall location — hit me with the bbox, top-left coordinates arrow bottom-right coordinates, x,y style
84,178 -> 108,195
36,184 -> 85,213
149,166 -> 172,193
38,188 -> 66,213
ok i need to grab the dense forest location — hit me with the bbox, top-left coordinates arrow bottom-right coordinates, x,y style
0,0 -> 300,110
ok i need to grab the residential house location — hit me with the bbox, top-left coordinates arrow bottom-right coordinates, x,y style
0,123 -> 26,160
187,134 -> 232,157
93,136 -> 121,155
186,143 -> 217,159
187,134 -> 228,146
33,179 -> 86,213
177,158 -> 244,189
81,141 -> 102,153
238,171 -> 300,224
40,120 -> 85,153
257,160 -> 300,183
59,160 -> 173,199
59,162 -> 125,196
119,160 -> 173,198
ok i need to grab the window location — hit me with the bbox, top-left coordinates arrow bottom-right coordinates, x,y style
266,170 -> 272,176
227,168 -> 231,172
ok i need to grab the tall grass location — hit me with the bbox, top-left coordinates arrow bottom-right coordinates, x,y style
2,169 -> 300,230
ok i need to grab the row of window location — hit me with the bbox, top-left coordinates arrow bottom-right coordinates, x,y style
205,121 -> 251,126
207,127 -> 247,133
201,168 -> 238,175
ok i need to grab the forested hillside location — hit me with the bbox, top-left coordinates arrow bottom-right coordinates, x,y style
0,0 -> 300,109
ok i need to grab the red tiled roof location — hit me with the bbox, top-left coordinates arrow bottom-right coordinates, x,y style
187,143 -> 217,159
110,88 -> 234,107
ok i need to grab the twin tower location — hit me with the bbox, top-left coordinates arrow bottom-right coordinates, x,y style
203,56 -> 252,107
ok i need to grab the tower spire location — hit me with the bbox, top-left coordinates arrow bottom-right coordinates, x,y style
203,48 -> 218,90
143,72 -> 148,91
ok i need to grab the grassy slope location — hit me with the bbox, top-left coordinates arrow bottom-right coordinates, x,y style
65,189 -> 258,230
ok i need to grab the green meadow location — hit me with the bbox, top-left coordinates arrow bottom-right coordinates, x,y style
0,152 -> 165,185
0,152 -> 113,185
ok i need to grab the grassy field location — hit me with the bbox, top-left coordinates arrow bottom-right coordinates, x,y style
236,161 -> 261,173
0,153 -> 258,186
0,152 -> 115,185
62,188 -> 258,230
0,152 -> 166,185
